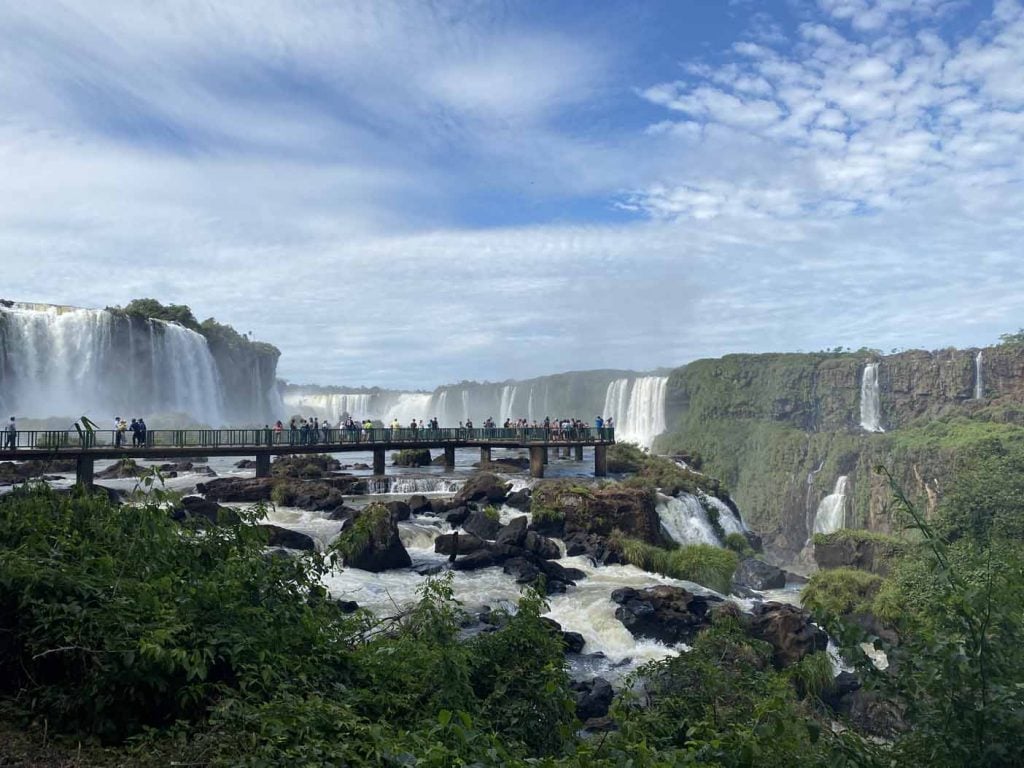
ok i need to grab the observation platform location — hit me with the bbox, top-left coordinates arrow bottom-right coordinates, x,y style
0,427 -> 616,485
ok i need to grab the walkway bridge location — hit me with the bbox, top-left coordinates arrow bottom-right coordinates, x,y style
0,427 -> 616,485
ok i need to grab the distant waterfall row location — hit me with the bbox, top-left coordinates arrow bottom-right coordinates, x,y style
283,374 -> 670,447
0,304 -> 225,424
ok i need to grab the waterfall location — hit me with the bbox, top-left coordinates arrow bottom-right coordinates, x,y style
382,393 -> 434,425
602,376 -> 668,448
813,476 -> 848,535
699,492 -> 745,536
498,385 -> 518,421
859,363 -> 884,433
657,493 -> 721,547
0,304 -> 225,424
975,351 -> 984,400
283,392 -> 375,422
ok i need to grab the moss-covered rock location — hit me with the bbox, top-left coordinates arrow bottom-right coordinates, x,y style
335,502 -> 411,572
391,449 -> 432,467
812,530 -> 904,575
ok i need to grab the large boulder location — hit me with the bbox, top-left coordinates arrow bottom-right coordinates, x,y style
495,516 -> 529,547
171,495 -> 241,526
271,454 -> 342,479
273,481 -> 346,512
572,677 -> 614,720
533,481 -> 665,546
454,472 -> 511,505
814,533 -> 900,576
385,500 -> 412,521
408,494 -> 432,514
462,509 -> 502,540
745,602 -> 828,668
505,488 -> 532,511
340,504 -> 412,572
198,477 -> 276,503
391,449 -> 432,467
257,524 -> 317,551
732,558 -> 787,591
95,459 -> 144,479
611,585 -> 722,645
434,531 -> 488,556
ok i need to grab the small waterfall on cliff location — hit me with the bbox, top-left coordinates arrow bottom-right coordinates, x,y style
975,351 -> 984,400
0,304 -> 225,424
805,461 -> 825,541
499,385 -> 518,422
602,376 -> 668,448
657,493 -> 720,546
813,477 -> 849,535
699,493 -> 745,536
859,363 -> 884,433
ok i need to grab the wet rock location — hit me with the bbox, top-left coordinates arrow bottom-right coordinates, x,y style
523,530 -> 561,560
495,516 -> 529,547
572,677 -> 614,720
198,477 -> 276,503
385,500 -> 412,521
505,488 -> 532,511
257,525 -> 316,551
0,459 -> 78,485
235,459 -> 258,469
503,556 -> 541,584
171,496 -> 241,525
534,481 -> 665,546
408,494 -> 432,514
462,509 -> 502,540
272,454 -> 342,479
732,558 -> 787,591
564,531 -> 621,565
611,585 -> 722,645
335,600 -> 360,613
413,562 -> 447,576
430,498 -> 454,516
275,481 -> 346,512
444,506 -> 471,526
342,506 -> 412,572
745,601 -> 828,668
450,549 -> 504,571
434,531 -> 488,556
562,631 -> 586,654
391,449 -> 432,467
95,459 -> 144,479
454,472 -> 511,505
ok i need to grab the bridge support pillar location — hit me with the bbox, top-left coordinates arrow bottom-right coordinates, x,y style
562,446 -> 571,458
255,453 -> 271,478
76,456 -> 94,487
529,446 -> 546,478
480,446 -> 491,465
594,445 -> 608,477
373,448 -> 386,476
444,445 -> 456,472
575,445 -> 584,462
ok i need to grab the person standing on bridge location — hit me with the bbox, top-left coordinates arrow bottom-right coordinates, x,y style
138,418 -> 147,447
5,417 -> 16,450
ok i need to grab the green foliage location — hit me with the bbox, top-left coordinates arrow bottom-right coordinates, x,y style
723,531 -> 754,556
391,448 -> 433,467
334,502 -> 395,563
482,504 -> 500,522
114,298 -> 202,331
611,535 -> 738,593
998,329 -> 1024,345
606,441 -> 648,473
802,568 -> 884,618
786,651 -> 836,701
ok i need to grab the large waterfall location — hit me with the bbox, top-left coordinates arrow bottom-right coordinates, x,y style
813,476 -> 848,535
975,351 -> 984,400
0,304 -> 226,424
283,391 -> 433,425
602,376 -> 668,448
859,363 -> 884,433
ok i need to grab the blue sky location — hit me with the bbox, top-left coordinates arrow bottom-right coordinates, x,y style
3,0 -> 1024,388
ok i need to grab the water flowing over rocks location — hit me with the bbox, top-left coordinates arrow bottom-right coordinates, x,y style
0,459 -> 78,484
611,585 -> 721,645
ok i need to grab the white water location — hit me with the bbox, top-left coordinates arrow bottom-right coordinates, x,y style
369,477 -> 465,495
0,304 -> 225,424
282,391 -> 434,425
699,492 -> 745,536
975,351 -> 984,400
602,376 -> 668,448
657,493 -> 721,546
859,363 -> 884,433
813,476 -> 848,535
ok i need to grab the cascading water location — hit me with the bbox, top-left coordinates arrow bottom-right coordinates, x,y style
657,493 -> 721,547
859,363 -> 884,433
813,476 -> 848,535
975,351 -> 984,400
699,492 -> 745,536
0,304 -> 225,424
602,376 -> 668,448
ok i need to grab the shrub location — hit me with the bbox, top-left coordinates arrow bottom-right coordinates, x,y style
610,535 -> 738,593
802,568 -> 884,619
723,532 -> 754,556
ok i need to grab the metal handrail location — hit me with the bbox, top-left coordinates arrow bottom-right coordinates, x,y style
1,427 -> 615,452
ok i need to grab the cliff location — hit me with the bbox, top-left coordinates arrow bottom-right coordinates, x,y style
656,346 -> 1024,561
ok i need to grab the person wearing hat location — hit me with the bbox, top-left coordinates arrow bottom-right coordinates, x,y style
4,417 -> 16,450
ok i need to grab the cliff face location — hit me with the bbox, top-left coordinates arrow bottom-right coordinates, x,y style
658,346 -> 1024,561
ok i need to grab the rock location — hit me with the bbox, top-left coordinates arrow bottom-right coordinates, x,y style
745,602 -> 828,668
391,449 -> 432,467
413,562 -> 446,576
505,488 -> 532,511
408,494 -> 432,514
814,536 -> 898,576
263,547 -> 295,561
171,495 -> 241,525
732,558 -> 787,591
611,585 -> 721,645
430,498 -> 453,515
272,454 -> 342,478
95,459 -> 144,479
434,531 -> 488,556
450,549 -> 504,571
462,509 -> 502,540
561,631 -> 586,654
495,516 -> 529,547
477,458 -> 529,473
454,472 -> 512,505
235,459 -> 258,469
572,677 -> 614,720
352,463 -> 371,470
257,525 -> 316,551
275,481 -> 346,512
503,556 -> 541,584
325,505 -> 361,522
198,477 -> 276,503
335,600 -> 360,613
444,506 -> 471,526
523,530 -> 561,560
385,500 -> 411,521
564,531 -> 621,565
342,506 -> 412,572
533,481 -> 665,546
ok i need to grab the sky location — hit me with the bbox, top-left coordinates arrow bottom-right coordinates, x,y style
2,0 -> 1024,388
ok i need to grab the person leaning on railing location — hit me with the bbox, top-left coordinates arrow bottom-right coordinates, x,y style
5,417 -> 16,450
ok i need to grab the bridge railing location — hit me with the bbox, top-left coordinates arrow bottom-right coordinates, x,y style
1,427 -> 615,452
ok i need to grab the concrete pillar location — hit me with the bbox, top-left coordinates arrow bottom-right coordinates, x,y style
530,446 -> 546,478
444,445 -> 456,472
75,456 -> 94,487
594,444 -> 608,478
480,446 -> 491,465
255,453 -> 271,478
562,446 -> 572,458
575,444 -> 584,462
373,447 -> 386,475
543,447 -> 548,465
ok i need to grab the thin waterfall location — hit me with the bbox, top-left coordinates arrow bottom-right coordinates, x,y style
859,363 -> 884,433
975,351 -> 984,400
813,477 -> 849,535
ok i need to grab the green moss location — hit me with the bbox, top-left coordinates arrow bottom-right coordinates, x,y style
335,502 -> 395,562
723,532 -> 754,557
482,505 -> 500,522
801,568 -> 884,618
610,535 -> 738,593
811,529 -> 903,548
